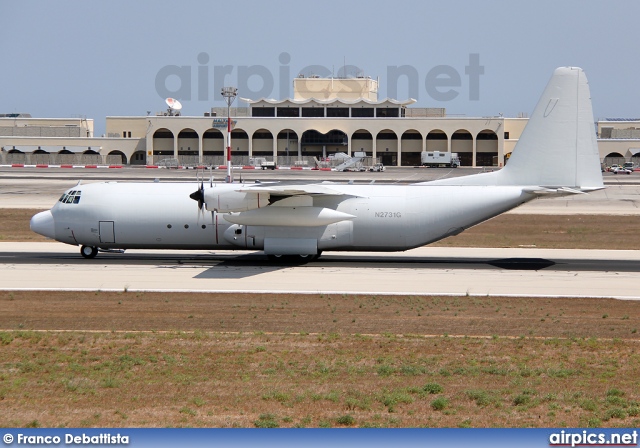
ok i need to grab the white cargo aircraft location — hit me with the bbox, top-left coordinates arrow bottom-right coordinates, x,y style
31,67 -> 603,260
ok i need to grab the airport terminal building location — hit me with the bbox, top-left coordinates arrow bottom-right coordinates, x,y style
1,77 -> 639,168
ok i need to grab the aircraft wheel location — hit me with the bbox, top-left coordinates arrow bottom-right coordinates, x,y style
266,254 -> 317,264
80,245 -> 98,259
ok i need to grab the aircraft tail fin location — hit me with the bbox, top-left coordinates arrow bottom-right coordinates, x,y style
499,67 -> 603,189
425,67 -> 604,190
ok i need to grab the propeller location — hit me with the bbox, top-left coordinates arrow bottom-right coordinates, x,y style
189,180 -> 205,211
190,172 -> 206,224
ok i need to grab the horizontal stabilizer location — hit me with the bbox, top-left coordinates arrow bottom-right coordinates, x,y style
522,186 -> 590,196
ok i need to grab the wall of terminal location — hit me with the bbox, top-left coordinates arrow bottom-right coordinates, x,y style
0,118 -> 94,138
3,116 -> 638,168
121,115 -> 505,167
0,136 -> 143,165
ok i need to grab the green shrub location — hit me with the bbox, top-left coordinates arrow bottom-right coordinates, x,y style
603,408 -> 626,421
431,397 -> 449,411
466,389 -> 492,407
336,414 -> 355,426
0,332 -> 14,345
606,388 -> 624,397
377,365 -> 395,377
423,383 -> 443,394
513,394 -> 530,406
254,413 -> 279,428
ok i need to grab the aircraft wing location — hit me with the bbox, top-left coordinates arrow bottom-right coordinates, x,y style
233,184 -> 357,197
203,183 -> 359,213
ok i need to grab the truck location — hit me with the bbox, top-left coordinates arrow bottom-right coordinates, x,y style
420,151 -> 460,168
249,157 -> 277,170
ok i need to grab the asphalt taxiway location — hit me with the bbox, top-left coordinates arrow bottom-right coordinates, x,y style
1,243 -> 639,299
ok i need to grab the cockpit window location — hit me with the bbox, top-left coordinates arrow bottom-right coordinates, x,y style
59,190 -> 82,204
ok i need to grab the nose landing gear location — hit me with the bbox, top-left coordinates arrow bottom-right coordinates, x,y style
80,245 -> 98,259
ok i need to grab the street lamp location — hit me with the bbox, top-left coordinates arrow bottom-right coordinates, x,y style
221,86 -> 238,183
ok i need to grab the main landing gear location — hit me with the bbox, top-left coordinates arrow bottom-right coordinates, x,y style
266,252 -> 322,263
80,245 -> 98,259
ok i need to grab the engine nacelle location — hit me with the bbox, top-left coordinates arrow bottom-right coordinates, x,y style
204,190 -> 269,213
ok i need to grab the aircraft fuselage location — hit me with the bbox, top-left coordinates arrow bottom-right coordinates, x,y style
37,181 -> 532,254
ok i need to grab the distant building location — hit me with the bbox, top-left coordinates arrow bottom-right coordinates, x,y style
597,119 -> 640,166
1,77 -> 637,168
0,115 -> 142,166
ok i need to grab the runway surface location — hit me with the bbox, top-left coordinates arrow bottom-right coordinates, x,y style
2,243 -> 639,299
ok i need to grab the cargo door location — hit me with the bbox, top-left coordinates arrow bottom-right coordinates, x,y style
99,221 -> 115,244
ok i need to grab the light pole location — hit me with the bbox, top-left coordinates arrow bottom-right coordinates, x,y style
221,86 -> 238,183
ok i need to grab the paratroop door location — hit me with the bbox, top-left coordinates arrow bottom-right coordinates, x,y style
99,221 -> 115,244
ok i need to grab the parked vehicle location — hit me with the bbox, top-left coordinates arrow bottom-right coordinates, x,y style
420,151 -> 460,167
249,157 -> 276,170
369,163 -> 385,172
612,167 -> 632,175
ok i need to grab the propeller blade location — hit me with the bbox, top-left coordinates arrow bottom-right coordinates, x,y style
189,189 -> 204,203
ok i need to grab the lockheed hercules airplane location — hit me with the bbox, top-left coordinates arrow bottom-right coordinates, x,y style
30,67 -> 604,260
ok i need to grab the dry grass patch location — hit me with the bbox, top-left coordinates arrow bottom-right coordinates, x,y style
0,209 -> 49,242
2,291 -> 640,339
1,331 -> 639,428
433,214 -> 640,250
0,291 -> 639,427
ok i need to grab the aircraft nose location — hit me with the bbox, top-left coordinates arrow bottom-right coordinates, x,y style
30,210 -> 56,239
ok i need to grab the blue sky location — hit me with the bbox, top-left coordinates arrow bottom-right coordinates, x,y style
1,0 -> 638,135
